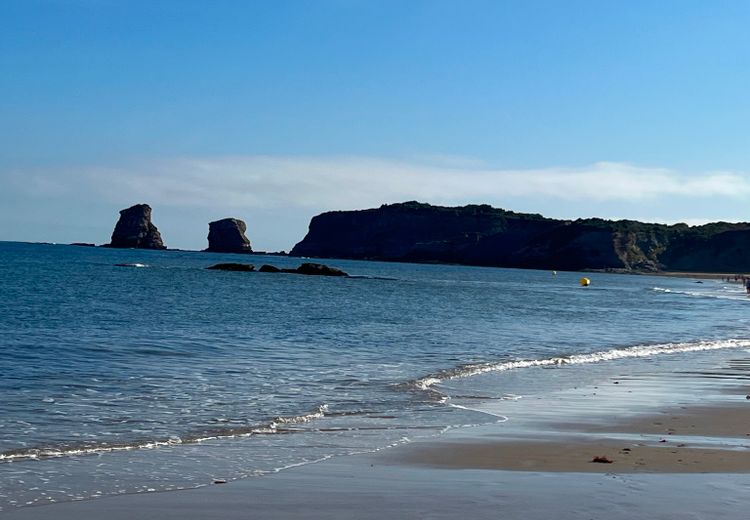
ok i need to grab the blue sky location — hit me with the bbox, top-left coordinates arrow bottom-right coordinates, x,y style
2,1 -> 750,250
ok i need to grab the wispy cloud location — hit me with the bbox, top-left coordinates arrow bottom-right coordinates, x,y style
4,155 -> 750,249
69,156 -> 750,211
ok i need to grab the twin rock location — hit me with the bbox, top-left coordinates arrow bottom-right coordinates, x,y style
104,203 -> 252,254
102,204 -> 347,277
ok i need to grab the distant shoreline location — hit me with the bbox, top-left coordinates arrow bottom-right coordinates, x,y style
650,271 -> 749,280
7,241 -> 750,280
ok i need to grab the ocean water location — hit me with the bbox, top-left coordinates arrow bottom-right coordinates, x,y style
1,241 -> 750,510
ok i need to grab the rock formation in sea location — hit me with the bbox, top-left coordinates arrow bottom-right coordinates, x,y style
206,218 -> 253,253
208,262 -> 348,276
105,204 -> 166,249
206,263 -> 255,271
290,201 -> 750,273
295,262 -> 347,276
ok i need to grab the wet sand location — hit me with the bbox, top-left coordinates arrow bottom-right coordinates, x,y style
585,404 -> 750,438
4,439 -> 750,520
4,454 -> 749,520
6,405 -> 750,520
391,406 -> 750,473
5,355 -> 750,519
391,438 -> 750,473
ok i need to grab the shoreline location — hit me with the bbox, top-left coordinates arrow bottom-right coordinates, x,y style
387,403 -> 750,473
387,347 -> 750,474
4,349 -> 750,519
10,241 -> 750,282
651,271 -> 749,280
5,405 -> 749,519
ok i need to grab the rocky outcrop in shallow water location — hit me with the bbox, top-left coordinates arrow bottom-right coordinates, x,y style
209,262 -> 348,276
206,218 -> 253,253
258,264 -> 284,273
290,201 -> 750,273
295,263 -> 348,276
105,204 -> 165,250
206,263 -> 256,271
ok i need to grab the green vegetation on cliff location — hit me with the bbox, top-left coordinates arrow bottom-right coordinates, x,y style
291,202 -> 750,272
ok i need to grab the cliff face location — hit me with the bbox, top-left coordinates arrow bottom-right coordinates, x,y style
291,202 -> 750,272
106,204 -> 165,249
206,218 -> 253,253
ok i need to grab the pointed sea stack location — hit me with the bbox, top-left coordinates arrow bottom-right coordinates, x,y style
105,204 -> 166,249
206,218 -> 253,253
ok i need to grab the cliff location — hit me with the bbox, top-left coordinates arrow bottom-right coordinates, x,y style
105,204 -> 166,250
206,218 -> 253,253
291,202 -> 750,273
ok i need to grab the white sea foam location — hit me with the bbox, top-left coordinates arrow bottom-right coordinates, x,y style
413,338 -> 750,391
0,437 -> 185,462
0,404 -> 331,463
651,286 -> 748,301
270,405 -> 328,427
448,403 -> 509,422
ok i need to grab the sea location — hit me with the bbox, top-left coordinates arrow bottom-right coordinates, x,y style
2,241 -> 750,511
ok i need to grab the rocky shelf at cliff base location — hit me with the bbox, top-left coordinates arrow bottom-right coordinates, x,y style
290,201 -> 750,273
205,218 -> 253,253
207,262 -> 348,277
103,204 -> 166,250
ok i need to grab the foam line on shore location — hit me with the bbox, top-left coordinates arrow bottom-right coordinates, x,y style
650,286 -> 749,301
0,405 -> 332,463
412,338 -> 750,392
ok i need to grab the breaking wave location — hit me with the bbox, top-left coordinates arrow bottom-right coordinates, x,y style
651,286 -> 748,301
411,338 -> 750,392
0,405 -> 330,463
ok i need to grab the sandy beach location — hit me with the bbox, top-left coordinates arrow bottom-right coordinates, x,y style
4,404 -> 749,520
5,350 -> 750,520
390,403 -> 750,473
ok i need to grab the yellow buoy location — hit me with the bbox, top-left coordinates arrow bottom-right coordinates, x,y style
579,277 -> 591,287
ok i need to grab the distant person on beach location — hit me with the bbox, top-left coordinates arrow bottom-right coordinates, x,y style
745,279 -> 750,295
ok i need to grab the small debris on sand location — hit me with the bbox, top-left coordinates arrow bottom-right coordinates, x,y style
591,456 -> 613,464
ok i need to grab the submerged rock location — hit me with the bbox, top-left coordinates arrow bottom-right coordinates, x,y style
258,263 -> 348,276
206,263 -> 255,272
105,204 -> 165,250
211,262 -> 347,276
295,263 -> 348,277
206,218 -> 253,253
